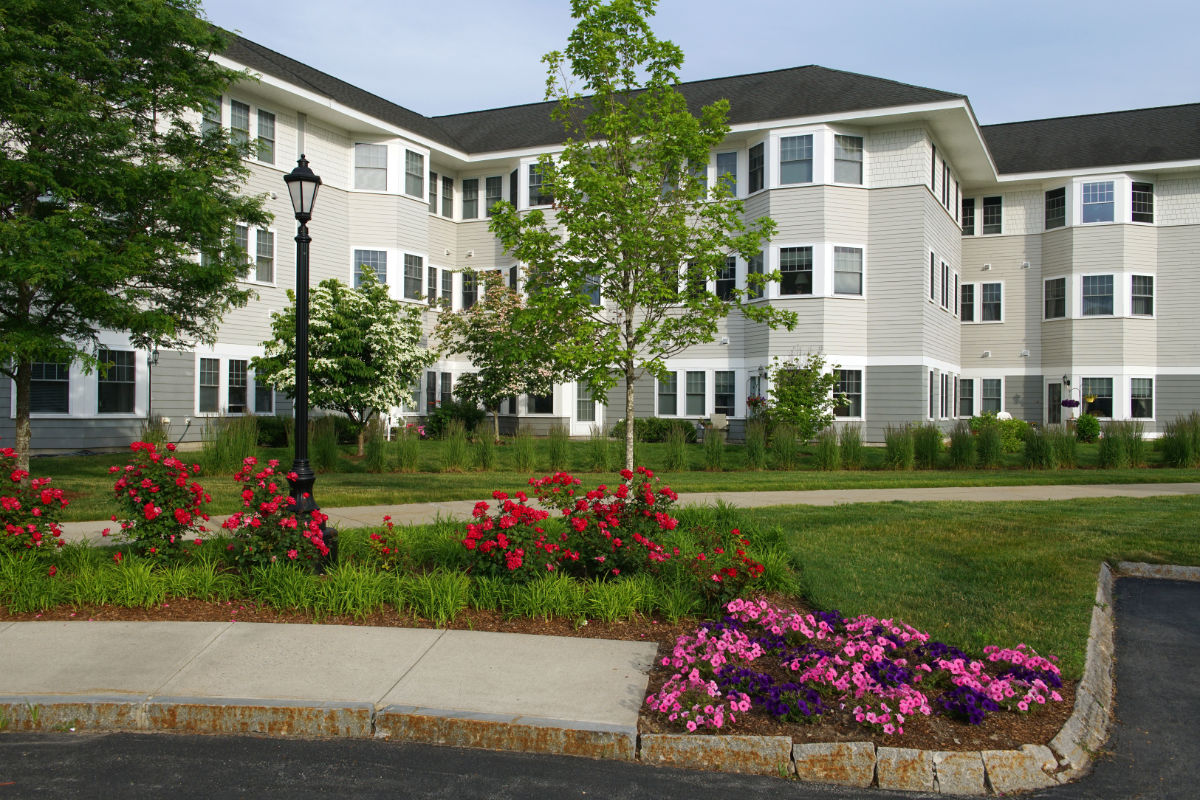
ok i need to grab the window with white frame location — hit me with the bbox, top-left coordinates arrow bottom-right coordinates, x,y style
255,373 -> 273,414
940,260 -> 950,308
685,371 -> 705,416
981,282 -> 1002,321
716,256 -> 736,300
1132,275 -> 1154,316
485,176 -> 502,216
779,135 -> 813,184
981,378 -> 1002,414
1081,181 -> 1114,223
959,378 -> 974,417
256,109 -> 275,164
954,273 -> 960,316
1132,182 -> 1154,223
658,372 -> 677,415
835,135 -> 864,184
30,362 -> 70,414
1044,277 -> 1066,319
528,390 -> 553,414
1082,275 -> 1113,316
584,273 -> 601,306
960,283 -> 975,322
714,371 -> 735,416
982,196 -> 1002,234
427,266 -> 439,304
508,265 -> 518,290
576,384 -> 596,422
228,360 -> 248,414
1131,378 -> 1153,419
461,272 -> 477,309
354,249 -> 386,288
462,178 -> 479,218
442,176 -> 454,218
941,161 -> 949,206
961,198 -> 975,235
404,151 -> 424,197
928,370 -> 936,418
929,252 -> 936,302
747,251 -> 764,299
201,97 -> 221,136
1081,377 -> 1113,417
748,143 -> 764,193
403,254 -> 423,300
97,348 -> 135,414
833,369 -> 862,417
199,358 -> 220,413
834,247 -> 863,295
940,373 -> 950,418
716,151 -> 737,195
232,224 -> 249,277
229,100 -> 250,149
441,270 -> 452,304
355,144 -> 387,190
779,246 -> 813,296
254,229 -> 274,283
428,171 -> 438,213
1045,187 -> 1066,230
529,164 -> 552,206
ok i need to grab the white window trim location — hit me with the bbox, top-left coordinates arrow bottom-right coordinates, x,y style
940,259 -> 951,310
746,137 -> 769,196
400,251 -> 428,303
1128,375 -> 1156,422
928,249 -> 938,305
656,371 -> 681,418
402,147 -> 429,201
980,376 -> 1005,415
773,242 -> 819,298
832,368 -> 865,421
958,377 -> 976,418
828,128 -> 867,188
1129,273 -> 1156,318
1042,275 -> 1069,321
12,338 -> 150,420
351,140 -> 390,194
831,242 -> 867,299
193,347 -> 276,417
1075,177 -> 1121,226
774,130 -> 818,188
1079,272 -> 1117,318
239,226 -> 278,288
962,280 -> 1005,324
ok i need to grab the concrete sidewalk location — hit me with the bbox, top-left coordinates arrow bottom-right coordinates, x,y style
0,620 -> 657,757
58,481 -> 1200,543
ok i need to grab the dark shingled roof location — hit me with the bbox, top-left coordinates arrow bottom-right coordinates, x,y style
983,104 -> 1200,174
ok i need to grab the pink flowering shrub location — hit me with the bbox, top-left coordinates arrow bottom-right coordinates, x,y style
367,515 -> 405,571
678,526 -> 766,606
646,598 -> 1064,736
221,457 -> 331,570
103,441 -> 210,562
0,447 -> 67,561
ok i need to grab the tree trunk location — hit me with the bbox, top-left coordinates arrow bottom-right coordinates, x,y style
13,360 -> 32,477
492,408 -> 500,442
624,361 -> 636,471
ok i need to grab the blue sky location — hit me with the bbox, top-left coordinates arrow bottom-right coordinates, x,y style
200,0 -> 1199,125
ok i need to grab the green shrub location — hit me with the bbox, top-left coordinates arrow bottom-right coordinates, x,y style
838,425 -> 864,470
256,414 -> 290,447
884,424 -> 915,470
913,423 -> 943,469
663,425 -> 689,471
1097,425 -> 1128,468
310,416 -> 341,473
586,425 -> 613,471
425,398 -> 486,439
511,429 -> 536,472
1023,426 -> 1056,469
1047,425 -> 1077,468
813,427 -> 840,471
393,426 -> 422,472
609,417 -> 696,443
948,422 -> 975,469
200,415 -> 259,475
744,420 -> 768,470
969,413 -> 1029,453
546,424 -> 570,470
1114,420 -> 1146,467
976,425 -> 1002,468
1074,413 -> 1101,443
771,423 -> 800,470
441,419 -> 469,472
703,427 -> 725,471
363,419 -> 388,473
1161,412 -> 1200,467
474,434 -> 496,471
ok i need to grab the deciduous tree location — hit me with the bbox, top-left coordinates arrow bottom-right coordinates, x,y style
765,353 -> 844,442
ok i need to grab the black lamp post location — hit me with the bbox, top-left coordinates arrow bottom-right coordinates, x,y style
283,155 -> 335,560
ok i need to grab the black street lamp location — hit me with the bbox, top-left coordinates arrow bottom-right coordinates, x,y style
283,155 -> 336,561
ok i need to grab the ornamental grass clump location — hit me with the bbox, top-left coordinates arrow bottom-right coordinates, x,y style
645,598 -> 1064,736
1,447 -> 68,562
546,424 -> 571,470
1022,426 -> 1056,469
104,441 -> 210,563
884,424 -> 915,470
663,425 -> 688,471
1047,425 -> 1077,468
913,424 -> 942,469
976,425 -> 1003,468
1160,411 -> 1200,467
839,425 -> 864,470
703,427 -> 725,471
771,424 -> 800,470
948,422 -> 975,469
744,421 -> 767,470
812,428 -> 840,471
511,429 -> 537,471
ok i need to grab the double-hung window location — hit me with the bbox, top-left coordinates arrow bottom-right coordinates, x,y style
427,267 -> 439,304
940,261 -> 950,308
255,229 -> 274,283
461,272 -> 477,309
255,372 -> 273,414
958,378 -> 974,417
1082,275 -> 1113,316
981,283 -> 1002,321
1081,181 -> 1114,223
1044,277 -> 1066,319
1132,182 -> 1154,223
462,178 -> 479,219
714,371 -> 735,416
834,247 -> 863,296
404,151 -> 424,197
779,135 -> 813,184
833,370 -> 862,417
441,270 -> 453,304
685,371 -> 705,416
528,391 -> 553,414
1132,275 -> 1154,316
1045,187 -> 1066,229
201,97 -> 221,135
929,252 -> 936,302
529,164 -> 552,206
442,176 -> 454,217
232,225 -> 249,278
229,100 -> 250,149
354,144 -> 387,190
1082,377 -> 1113,417
960,283 -> 975,322
834,135 -> 864,184
981,379 -> 1002,414
428,172 -> 439,213
354,249 -> 386,288
30,362 -> 70,414
228,360 -> 248,414
485,176 -> 502,216
747,252 -> 764,300
982,196 -> 1002,234
199,357 -> 220,413
97,348 -> 136,414
716,152 -> 738,195
658,372 -> 677,415
716,257 -> 736,300
961,198 -> 975,235
779,247 -> 813,296
748,143 -> 764,193
403,254 -> 423,300
1131,378 -> 1154,419
256,110 -> 275,164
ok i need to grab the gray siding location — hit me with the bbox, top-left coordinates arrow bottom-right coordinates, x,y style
1156,375 -> 1200,433
1005,374 -> 1043,425
864,365 -> 926,441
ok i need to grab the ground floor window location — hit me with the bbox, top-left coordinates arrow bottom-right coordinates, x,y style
833,370 -> 862,418
959,379 -> 974,418
30,362 -> 70,414
714,371 -> 735,416
1130,378 -> 1153,419
576,384 -> 595,422
685,371 -> 705,416
657,372 -> 677,416
981,378 -> 1002,414
199,358 -> 220,413
228,360 -> 248,414
528,392 -> 553,414
97,348 -> 136,414
1082,377 -> 1113,418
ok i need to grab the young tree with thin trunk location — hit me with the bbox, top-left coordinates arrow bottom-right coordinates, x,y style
489,0 -> 795,470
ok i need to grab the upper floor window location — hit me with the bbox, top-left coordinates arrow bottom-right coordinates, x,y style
1045,187 -> 1066,230
1081,181 -> 1114,223
1082,275 -> 1114,316
1044,277 -> 1066,319
747,251 -> 764,300
779,135 -> 813,184
779,246 -> 813,296
462,178 -> 479,219
403,254 -> 423,301
201,97 -> 221,136
834,247 -> 863,296
354,249 -> 386,288
529,164 -> 552,206
716,152 -> 738,195
485,176 -> 503,216
254,229 -> 274,283
940,260 -> 950,309
748,143 -> 764,193
229,100 -> 250,149
1132,182 -> 1154,223
427,266 -> 439,304
404,151 -> 424,197
461,272 -> 477,309
834,135 -> 864,185
1132,275 -> 1154,316
442,176 -> 454,218
716,256 -> 736,300
256,109 -> 275,164
354,144 -> 387,191
961,198 -> 975,235
981,196 -> 1002,234
428,171 -> 439,213
960,283 -> 974,321
981,282 -> 1002,321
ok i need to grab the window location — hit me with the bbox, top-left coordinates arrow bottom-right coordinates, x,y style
833,370 -> 862,417
201,97 -> 221,135
199,357 -> 219,413
256,109 -> 275,164
779,135 -> 813,184
30,362 -> 69,413
485,176 -> 502,216
685,371 -> 705,416
981,378 -> 1002,414
779,246 -> 813,295
748,143 -> 764,193
981,282 -> 1002,321
509,168 -> 518,207
954,273 -> 960,316
441,176 -> 453,218
958,378 -> 974,417
1131,378 -> 1153,419
427,266 -> 438,304
255,373 -> 273,414
1082,275 -> 1113,316
1132,182 -> 1154,223
941,261 -> 949,308
405,150 -> 424,197
1132,275 -> 1154,316
962,198 -> 975,235
929,252 -> 936,302
97,348 -> 135,414
941,161 -> 949,206
1045,187 -> 1066,230
425,371 -> 437,412
403,254 -> 423,300
233,224 -> 249,276
1081,181 -> 1114,223
835,135 -> 864,184
228,360 -> 248,414
1044,277 -> 1066,319
429,171 -> 438,213
960,283 -> 975,322
940,373 -> 950,418
354,144 -> 387,190
1048,383 -> 1061,425
576,384 -> 596,422
716,151 -> 737,195
462,178 -> 479,218
716,256 -> 736,300
928,370 -> 936,418
747,251 -> 764,299
354,249 -> 386,288
658,372 -> 677,415
583,274 -> 601,306
461,272 -> 477,309
255,229 -> 274,283
688,161 -> 707,193
834,247 -> 863,295
229,100 -> 250,149
508,265 -> 518,291
529,164 -> 552,206
529,392 -> 553,414
982,196 -> 1002,234
1082,377 -> 1113,418
440,372 -> 452,404
931,143 -> 937,189
441,270 -> 452,304
684,261 -> 705,299
714,371 -> 735,416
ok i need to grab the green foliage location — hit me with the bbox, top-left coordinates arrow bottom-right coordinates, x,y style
609,417 -> 696,443
838,425 -> 864,470
586,425 -> 614,471
1074,413 -> 1101,443
363,419 -> 388,473
200,416 -> 259,476
248,563 -> 319,611
0,0 -> 270,467
1023,427 -> 1057,469
256,415 -> 291,448
1097,428 -> 1127,469
139,417 -> 170,448
1048,426 -> 1077,468
663,425 -> 689,471
813,428 -> 840,471
474,434 -> 497,471
546,424 -> 571,470
315,563 -> 389,619
1161,412 -> 1200,467
703,428 -> 726,471
913,424 -> 943,469
771,424 -> 800,470
1110,421 -> 1146,467
425,398 -> 486,439
976,426 -> 1003,468
404,571 -> 470,627
948,422 -> 976,469
969,413 -> 1030,453
511,430 -> 537,472
884,425 -> 915,470
764,353 -> 843,442
310,417 -> 341,473
584,577 -> 647,624
744,421 -> 768,470
393,426 -> 422,473
440,420 -> 469,473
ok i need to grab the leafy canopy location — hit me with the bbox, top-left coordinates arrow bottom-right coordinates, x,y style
765,353 -> 845,441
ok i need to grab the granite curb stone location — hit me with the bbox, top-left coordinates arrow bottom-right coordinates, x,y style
932,751 -> 988,795
639,734 -> 794,776
792,741 -> 875,787
875,746 -> 935,792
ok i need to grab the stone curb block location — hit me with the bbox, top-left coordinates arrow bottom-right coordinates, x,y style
1117,562 -> 1200,582
0,694 -> 143,732
375,706 -> 636,761
639,734 -> 794,776
875,747 -> 934,792
982,747 -> 1059,793
932,751 -> 987,795
792,741 -> 875,787
143,698 -> 374,739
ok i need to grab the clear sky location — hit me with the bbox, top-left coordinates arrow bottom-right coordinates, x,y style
199,0 -> 1199,125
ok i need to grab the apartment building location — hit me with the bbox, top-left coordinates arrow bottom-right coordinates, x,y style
5,32 -> 1198,450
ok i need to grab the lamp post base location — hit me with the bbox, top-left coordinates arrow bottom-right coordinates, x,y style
288,458 -> 338,568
